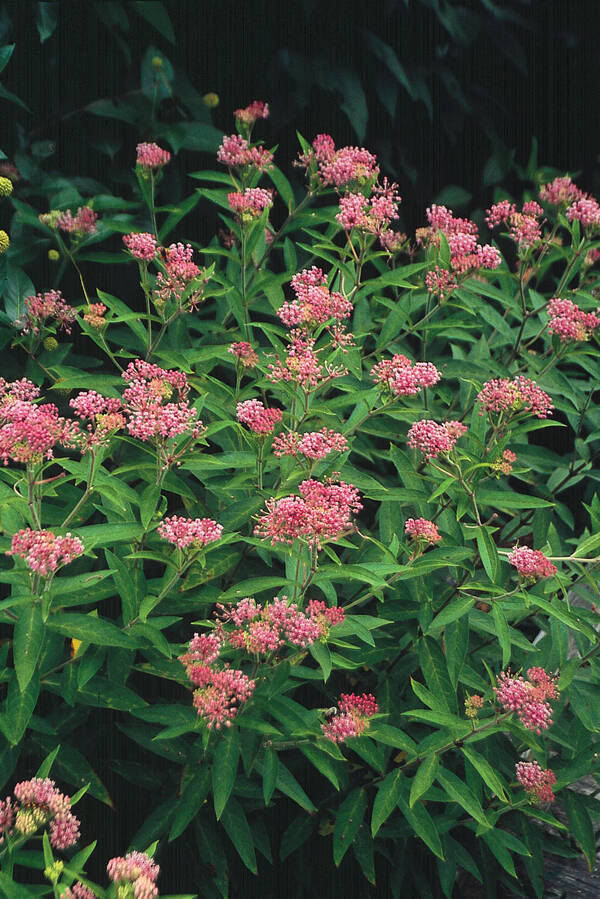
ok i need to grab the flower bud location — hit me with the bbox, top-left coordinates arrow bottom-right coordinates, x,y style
48,248 -> 60,261
0,176 -> 13,197
44,861 -> 64,883
152,55 -> 163,70
203,92 -> 219,108
43,336 -> 59,352
0,230 -> 9,254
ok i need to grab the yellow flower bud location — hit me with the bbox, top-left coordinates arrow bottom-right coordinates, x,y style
152,56 -> 163,70
0,230 -> 9,254
44,861 -> 64,883
0,176 -> 13,197
203,92 -> 219,109
48,248 -> 60,261
43,336 -> 59,352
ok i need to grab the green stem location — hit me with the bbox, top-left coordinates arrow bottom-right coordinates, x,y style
61,450 -> 97,528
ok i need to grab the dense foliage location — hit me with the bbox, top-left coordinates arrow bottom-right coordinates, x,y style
1,39 -> 600,899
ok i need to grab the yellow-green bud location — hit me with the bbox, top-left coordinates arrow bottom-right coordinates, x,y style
203,92 -> 219,109
0,176 -> 13,197
152,55 -> 163,70
0,230 -> 9,254
43,336 -> 59,351
44,861 -> 64,883
48,248 -> 60,261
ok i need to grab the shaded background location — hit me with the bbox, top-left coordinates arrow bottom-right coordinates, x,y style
1,1 -> 599,895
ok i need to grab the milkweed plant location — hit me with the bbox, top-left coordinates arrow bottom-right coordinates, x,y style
0,97 -> 600,898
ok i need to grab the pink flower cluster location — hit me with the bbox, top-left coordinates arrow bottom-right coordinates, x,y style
63,884 -> 95,899
425,266 -> 458,300
155,242 -> 205,309
547,298 -> 600,342
123,231 -> 158,261
495,668 -> 559,733
83,302 -> 107,329
539,176 -> 584,206
136,142 -> 171,170
508,545 -> 557,580
255,477 -> 362,548
491,448 -> 517,476
179,635 -> 255,729
371,354 -> 441,397
236,399 -> 283,435
566,196 -> 600,229
228,187 -> 273,219
272,428 -> 348,460
69,391 -> 126,449
0,777 -> 81,850
279,267 -> 353,330
7,528 -> 84,575
421,204 -> 501,274
300,135 -> 379,189
0,381 -> 79,465
405,518 -> 441,544
486,200 -> 543,249
477,377 -> 553,419
268,332 -> 347,390
515,761 -> 556,804
18,290 -> 77,335
407,419 -> 467,459
336,180 -> 402,236
208,595 -> 345,657
158,514 -> 223,550
122,360 -> 203,444
217,134 -> 273,170
107,850 -> 159,898
234,100 -> 269,125
321,693 -> 379,743
229,341 -> 258,367
57,206 -> 98,236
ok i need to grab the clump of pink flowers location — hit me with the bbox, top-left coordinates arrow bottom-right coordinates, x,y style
419,204 -> 501,274
508,545 -> 557,580
228,187 -> 273,220
229,341 -> 258,367
279,267 -> 353,331
566,196 -> 600,230
179,636 -> 256,729
69,391 -> 126,450
371,354 -> 441,397
272,428 -> 348,461
7,528 -> 84,576
321,693 -> 379,743
122,359 -> 203,442
234,100 -> 269,125
217,134 -> 273,170
407,419 -> 467,459
336,180 -> 402,236
299,135 -> 379,190
63,883 -> 95,899
425,266 -> 458,301
490,448 -> 517,476
57,206 -> 98,237
136,142 -> 171,171
0,777 -> 80,850
83,302 -> 107,329
539,175 -> 584,207
255,477 -> 362,548
236,399 -> 283,435
268,332 -> 348,390
486,199 -> 544,250
495,668 -> 559,733
158,515 -> 223,550
18,290 -> 77,335
123,231 -> 158,261
154,242 -> 206,310
107,850 -> 160,898
405,518 -> 441,545
547,297 -> 600,342
0,381 -> 79,465
515,761 -> 556,804
476,377 -> 553,419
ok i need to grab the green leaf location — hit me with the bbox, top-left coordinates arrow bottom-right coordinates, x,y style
427,595 -> 475,632
36,2 -> 58,42
436,768 -> 488,827
46,612 -> 135,648
0,672 -> 39,745
563,790 -> 596,871
476,488 -> 553,510
333,788 -> 367,865
0,44 -> 15,75
262,748 -> 279,805
131,0 -> 175,42
410,755 -> 439,807
3,264 -> 34,322
475,526 -> 500,583
419,636 -> 457,713
13,603 -> 45,691
309,641 -> 332,681
461,746 -> 508,802
397,794 -> 444,859
220,797 -> 257,874
212,727 -> 240,819
371,768 -> 403,836
169,767 -> 211,841
492,603 -> 511,668
274,760 -> 316,813
35,745 -> 60,778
